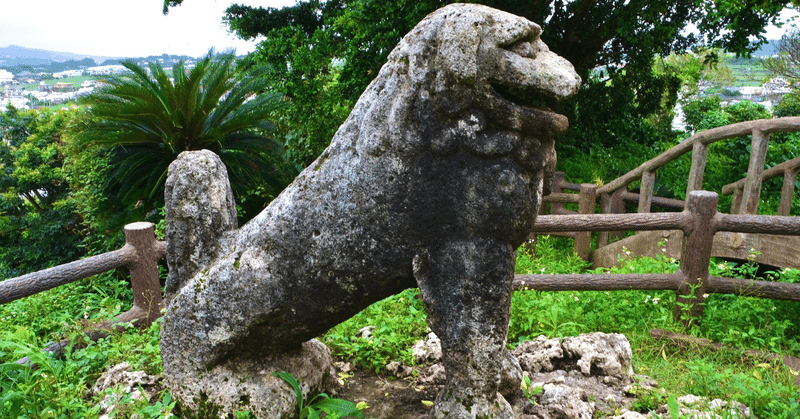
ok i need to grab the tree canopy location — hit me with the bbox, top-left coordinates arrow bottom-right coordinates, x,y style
0,108 -> 86,276
163,0 -> 796,167
764,30 -> 800,80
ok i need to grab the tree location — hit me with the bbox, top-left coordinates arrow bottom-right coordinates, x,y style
0,108 -> 86,277
163,0 -> 792,168
764,30 -> 800,80
654,50 -> 736,100
78,50 -> 295,215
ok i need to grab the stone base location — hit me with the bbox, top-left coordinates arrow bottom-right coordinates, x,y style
164,339 -> 334,418
432,389 -> 514,419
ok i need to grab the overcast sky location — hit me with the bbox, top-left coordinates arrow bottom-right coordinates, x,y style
1,1 -> 798,59
0,0 -> 296,58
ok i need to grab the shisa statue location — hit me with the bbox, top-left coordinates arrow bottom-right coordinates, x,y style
160,4 -> 580,418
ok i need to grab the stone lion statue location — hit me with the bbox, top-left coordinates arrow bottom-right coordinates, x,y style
160,4 -> 580,418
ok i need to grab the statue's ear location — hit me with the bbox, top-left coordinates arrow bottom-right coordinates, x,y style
484,14 -> 541,49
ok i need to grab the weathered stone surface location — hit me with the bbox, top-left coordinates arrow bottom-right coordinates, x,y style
163,149 -> 237,301
168,338 -> 335,418
511,333 -> 646,419
514,335 -> 565,373
90,362 -> 161,419
160,3 -> 579,418
653,395 -> 752,419
562,332 -> 634,378
412,332 -> 443,364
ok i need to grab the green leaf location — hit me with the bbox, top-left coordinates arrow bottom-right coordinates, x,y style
313,397 -> 363,417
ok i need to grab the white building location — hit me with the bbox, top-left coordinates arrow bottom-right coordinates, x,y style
0,69 -> 13,84
0,96 -> 30,112
85,65 -> 127,75
53,69 -> 83,79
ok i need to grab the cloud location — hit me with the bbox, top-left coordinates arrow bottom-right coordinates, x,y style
0,0 -> 294,58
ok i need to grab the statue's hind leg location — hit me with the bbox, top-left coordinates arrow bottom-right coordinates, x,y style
414,238 -> 519,419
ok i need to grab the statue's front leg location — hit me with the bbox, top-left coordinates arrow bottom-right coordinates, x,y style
414,238 -> 519,419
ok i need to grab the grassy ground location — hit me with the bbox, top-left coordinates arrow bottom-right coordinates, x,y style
3,75 -> 101,92
1,236 -> 799,418
728,63 -> 773,87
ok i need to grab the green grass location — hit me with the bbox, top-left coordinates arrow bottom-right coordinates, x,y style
2,235 -> 799,417
728,63 -> 773,87
324,236 -> 800,418
4,75 -> 106,92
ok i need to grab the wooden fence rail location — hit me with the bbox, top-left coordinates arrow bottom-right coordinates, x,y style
0,222 -> 166,326
542,117 -> 800,269
522,190 -> 800,325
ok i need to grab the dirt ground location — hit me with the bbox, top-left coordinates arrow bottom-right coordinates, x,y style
331,366 -> 440,419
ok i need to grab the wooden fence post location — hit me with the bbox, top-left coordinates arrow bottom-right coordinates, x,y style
675,191 -> 717,327
779,168 -> 798,216
741,129 -> 769,215
686,141 -> 709,196
115,222 -> 166,326
638,171 -> 656,214
550,171 -> 566,215
606,188 -> 627,243
575,183 -> 597,260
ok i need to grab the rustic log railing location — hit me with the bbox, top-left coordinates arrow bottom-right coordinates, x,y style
519,190 -> 800,325
595,117 -> 800,217
541,117 -> 800,261
0,222 -> 166,327
530,117 -> 800,325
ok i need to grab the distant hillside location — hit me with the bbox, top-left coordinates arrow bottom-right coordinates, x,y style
0,45 -> 116,66
0,45 -> 199,75
754,39 -> 780,57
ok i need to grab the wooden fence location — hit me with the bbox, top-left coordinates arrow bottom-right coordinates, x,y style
543,117 -> 800,259
517,190 -> 800,325
5,118 -> 800,329
524,117 -> 800,324
0,222 -> 166,327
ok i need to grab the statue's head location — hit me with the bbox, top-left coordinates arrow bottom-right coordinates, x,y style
355,4 -> 580,202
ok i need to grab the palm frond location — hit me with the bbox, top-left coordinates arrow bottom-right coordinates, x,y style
80,49 -> 293,211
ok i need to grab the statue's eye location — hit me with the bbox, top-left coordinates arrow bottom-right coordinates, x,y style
503,38 -> 547,59
509,41 -> 535,58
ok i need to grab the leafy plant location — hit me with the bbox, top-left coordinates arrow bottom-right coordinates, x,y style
520,374 -> 543,403
322,287 -> 428,372
273,371 -> 364,419
78,49 -> 295,215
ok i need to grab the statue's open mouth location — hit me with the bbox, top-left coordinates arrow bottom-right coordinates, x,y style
490,83 -> 559,113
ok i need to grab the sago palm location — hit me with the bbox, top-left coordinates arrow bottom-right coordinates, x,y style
79,50 -> 293,209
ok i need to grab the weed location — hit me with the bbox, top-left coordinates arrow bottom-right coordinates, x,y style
520,374 -> 543,404
273,371 -> 365,419
322,288 -> 428,372
4,233 -> 800,418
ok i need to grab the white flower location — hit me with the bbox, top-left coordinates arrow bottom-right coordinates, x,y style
702,294 -> 709,299
540,268 -> 546,273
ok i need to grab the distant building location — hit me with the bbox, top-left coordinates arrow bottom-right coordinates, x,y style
52,82 -> 75,92
17,71 -> 42,83
85,65 -> 127,75
0,69 -> 12,84
0,96 -> 30,112
53,69 -> 83,79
